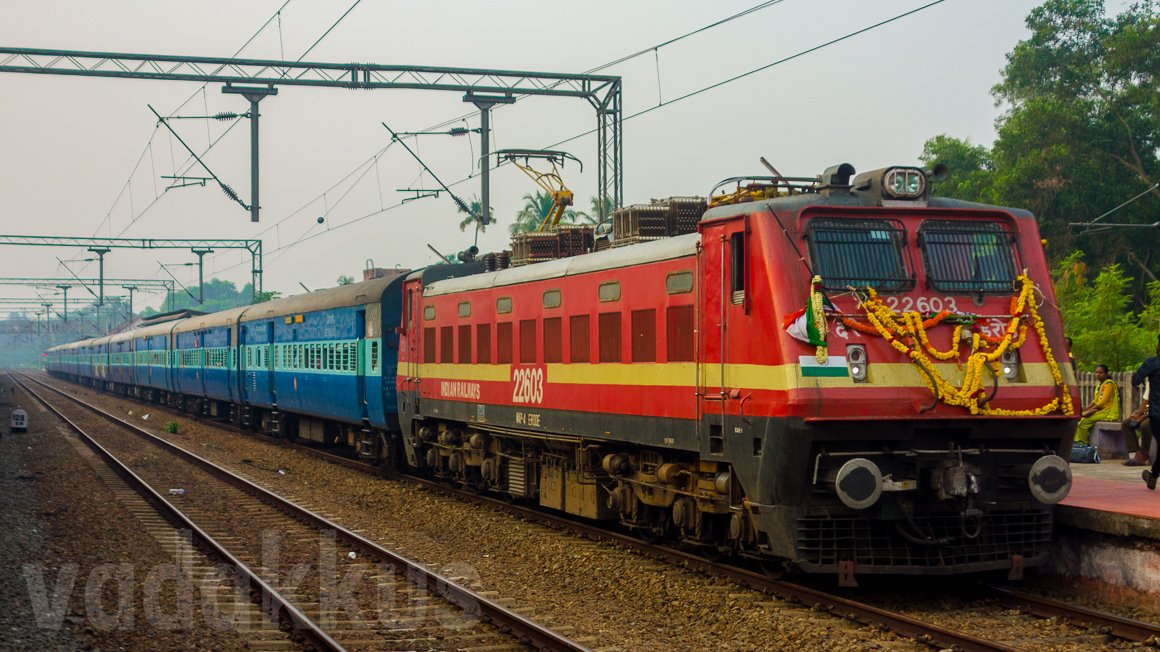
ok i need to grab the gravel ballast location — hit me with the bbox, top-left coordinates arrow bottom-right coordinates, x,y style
37,378 -> 928,651
0,376 -> 253,652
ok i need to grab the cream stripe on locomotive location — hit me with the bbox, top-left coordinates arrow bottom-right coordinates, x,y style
415,361 -> 1072,392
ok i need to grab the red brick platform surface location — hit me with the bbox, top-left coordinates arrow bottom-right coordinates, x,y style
1058,461 -> 1160,538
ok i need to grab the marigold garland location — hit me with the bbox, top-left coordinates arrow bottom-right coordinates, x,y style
836,275 -> 1073,417
809,275 -> 828,364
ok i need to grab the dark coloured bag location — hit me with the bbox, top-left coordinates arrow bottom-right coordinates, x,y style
1070,443 -> 1101,464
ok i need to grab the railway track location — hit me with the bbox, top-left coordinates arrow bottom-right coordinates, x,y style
34,373 -> 1160,651
16,374 -> 586,652
400,473 -> 1160,651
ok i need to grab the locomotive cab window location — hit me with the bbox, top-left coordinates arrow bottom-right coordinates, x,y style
918,220 -> 1019,293
730,232 -> 745,304
806,218 -> 912,291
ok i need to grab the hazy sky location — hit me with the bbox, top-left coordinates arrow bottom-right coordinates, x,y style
0,0 -> 1119,313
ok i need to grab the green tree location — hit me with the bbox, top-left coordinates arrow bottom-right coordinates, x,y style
510,190 -> 584,235
141,277 -> 253,315
587,195 -> 616,224
337,275 -> 355,285
922,0 -> 1160,301
1052,250 -> 1155,370
919,135 -> 997,204
455,196 -> 493,233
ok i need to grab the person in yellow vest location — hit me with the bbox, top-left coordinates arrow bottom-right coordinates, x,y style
1075,364 -> 1120,444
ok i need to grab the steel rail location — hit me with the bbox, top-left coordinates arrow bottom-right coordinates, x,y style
21,373 -> 587,652
9,373 -> 342,652
398,474 -> 1019,652
987,585 -> 1160,642
47,371 -> 1160,651
31,373 -> 1033,651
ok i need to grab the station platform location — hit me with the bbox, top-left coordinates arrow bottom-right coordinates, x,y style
1058,460 -> 1160,539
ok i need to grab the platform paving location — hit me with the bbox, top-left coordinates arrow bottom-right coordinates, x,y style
1059,460 -> 1160,538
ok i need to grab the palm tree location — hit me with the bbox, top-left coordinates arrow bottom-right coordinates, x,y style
455,196 -> 492,233
588,195 -> 616,224
455,196 -> 493,246
511,190 -> 585,235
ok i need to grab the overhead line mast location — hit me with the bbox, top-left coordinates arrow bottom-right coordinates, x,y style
0,235 -> 262,303
0,48 -> 624,223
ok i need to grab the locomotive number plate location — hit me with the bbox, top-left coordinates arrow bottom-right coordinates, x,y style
512,367 -> 544,405
884,295 -> 960,313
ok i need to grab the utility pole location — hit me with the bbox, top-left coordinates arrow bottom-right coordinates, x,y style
41,303 -> 52,335
191,248 -> 213,305
56,284 -> 70,322
222,85 -> 277,223
465,92 -> 516,232
87,246 -> 110,305
121,285 -> 137,323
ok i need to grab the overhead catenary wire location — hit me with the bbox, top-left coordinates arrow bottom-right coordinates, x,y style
203,1 -> 795,271
112,0 -> 789,282
87,0 -> 295,241
209,0 -> 950,277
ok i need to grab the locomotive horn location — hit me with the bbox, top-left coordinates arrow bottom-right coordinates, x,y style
926,163 -> 948,182
820,162 -> 856,187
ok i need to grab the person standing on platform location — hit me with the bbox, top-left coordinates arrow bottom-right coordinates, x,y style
1075,364 -> 1119,445
1136,336 -> 1160,489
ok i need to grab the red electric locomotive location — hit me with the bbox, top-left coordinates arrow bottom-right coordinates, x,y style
396,163 -> 1077,581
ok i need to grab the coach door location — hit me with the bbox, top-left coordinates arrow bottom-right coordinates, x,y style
400,282 -> 423,411
699,216 -> 750,458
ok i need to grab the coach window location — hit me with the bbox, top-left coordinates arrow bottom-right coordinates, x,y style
667,305 -> 696,362
497,297 -> 513,314
476,323 -> 492,364
424,305 -> 436,321
497,322 -> 513,364
544,317 -> 562,363
519,319 -> 537,364
458,325 -> 472,363
458,302 -> 471,318
440,326 -> 454,363
598,281 -> 621,302
631,309 -> 657,362
598,312 -> 622,363
423,327 -> 436,364
543,289 -> 562,309
666,270 -> 694,294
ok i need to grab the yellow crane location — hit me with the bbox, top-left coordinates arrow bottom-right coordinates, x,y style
497,149 -> 582,231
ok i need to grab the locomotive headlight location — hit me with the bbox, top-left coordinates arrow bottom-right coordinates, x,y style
1028,454 -> 1071,504
1000,349 -> 1020,381
847,344 -> 868,382
883,168 -> 926,199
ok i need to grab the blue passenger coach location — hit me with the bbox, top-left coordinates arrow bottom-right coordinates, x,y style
45,272 -> 412,463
